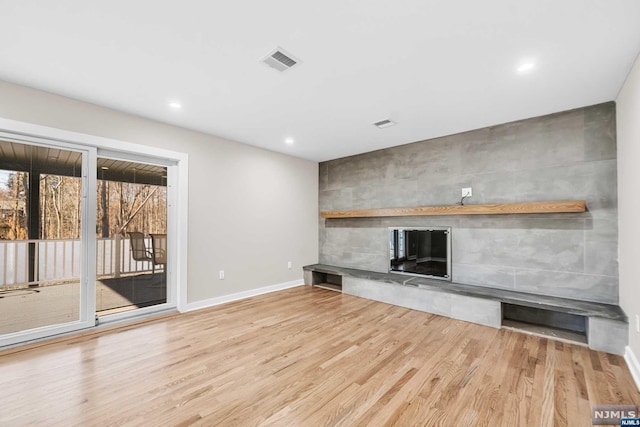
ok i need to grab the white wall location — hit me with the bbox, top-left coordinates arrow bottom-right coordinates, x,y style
617,54 -> 640,370
0,81 -> 318,304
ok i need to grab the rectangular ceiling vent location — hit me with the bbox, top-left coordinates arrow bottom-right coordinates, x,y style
373,119 -> 396,129
261,47 -> 301,72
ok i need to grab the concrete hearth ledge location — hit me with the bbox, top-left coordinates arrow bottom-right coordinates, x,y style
304,264 -> 628,354
303,264 -> 626,322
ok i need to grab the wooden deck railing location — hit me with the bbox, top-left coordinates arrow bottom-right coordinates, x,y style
0,237 -> 155,287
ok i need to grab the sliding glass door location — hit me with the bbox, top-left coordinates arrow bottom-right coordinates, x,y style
0,138 -> 96,346
0,126 -> 181,346
95,156 -> 169,318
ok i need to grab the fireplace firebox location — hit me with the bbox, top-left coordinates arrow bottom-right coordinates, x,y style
389,227 -> 451,280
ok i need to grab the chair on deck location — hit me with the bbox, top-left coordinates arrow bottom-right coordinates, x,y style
127,231 -> 162,275
149,233 -> 167,274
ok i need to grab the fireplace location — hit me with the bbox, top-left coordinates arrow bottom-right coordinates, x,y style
389,227 -> 451,280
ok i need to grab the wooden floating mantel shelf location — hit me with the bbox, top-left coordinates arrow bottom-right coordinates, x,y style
321,200 -> 586,219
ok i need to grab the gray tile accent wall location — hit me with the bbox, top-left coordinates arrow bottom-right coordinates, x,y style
587,317 -> 628,355
343,277 -> 502,328
319,102 -> 618,304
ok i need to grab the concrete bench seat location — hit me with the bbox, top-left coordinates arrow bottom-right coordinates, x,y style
303,264 -> 628,355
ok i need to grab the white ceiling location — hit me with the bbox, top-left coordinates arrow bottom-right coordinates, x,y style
1,1 -> 639,162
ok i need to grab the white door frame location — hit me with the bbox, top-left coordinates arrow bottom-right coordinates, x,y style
0,118 -> 189,346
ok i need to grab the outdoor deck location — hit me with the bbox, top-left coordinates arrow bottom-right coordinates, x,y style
0,273 -> 166,335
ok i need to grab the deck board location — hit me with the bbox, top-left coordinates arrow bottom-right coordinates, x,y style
0,273 -> 166,334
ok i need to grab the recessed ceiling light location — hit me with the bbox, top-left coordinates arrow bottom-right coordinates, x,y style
101,166 -> 109,170
285,138 -> 294,145
517,62 -> 535,73
168,101 -> 182,109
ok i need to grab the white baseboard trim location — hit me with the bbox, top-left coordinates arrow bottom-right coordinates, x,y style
625,346 -> 640,392
183,279 -> 303,313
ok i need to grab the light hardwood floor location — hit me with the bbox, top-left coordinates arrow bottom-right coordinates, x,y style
1,285 -> 638,426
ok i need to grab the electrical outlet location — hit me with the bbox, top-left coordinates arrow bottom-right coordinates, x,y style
636,314 -> 639,333
287,261 -> 292,269
219,270 -> 225,280
461,187 -> 472,198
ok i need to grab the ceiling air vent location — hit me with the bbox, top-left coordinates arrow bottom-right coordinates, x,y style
261,47 -> 301,72
373,119 -> 396,129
